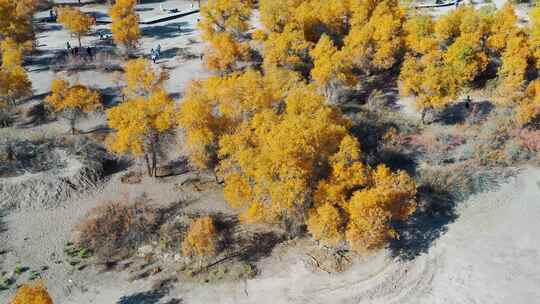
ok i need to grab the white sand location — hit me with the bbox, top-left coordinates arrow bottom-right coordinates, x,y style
3,1 -> 540,303
3,167 -> 538,303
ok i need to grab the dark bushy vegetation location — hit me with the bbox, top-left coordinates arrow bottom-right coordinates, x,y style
76,196 -> 159,258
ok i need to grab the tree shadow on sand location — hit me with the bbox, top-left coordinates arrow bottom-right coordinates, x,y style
0,209 -> 7,234
389,166 -> 509,260
439,100 -> 494,125
389,185 -> 458,260
142,22 -> 193,39
117,289 -> 167,304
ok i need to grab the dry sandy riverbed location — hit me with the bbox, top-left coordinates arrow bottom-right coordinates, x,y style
1,167 -> 539,304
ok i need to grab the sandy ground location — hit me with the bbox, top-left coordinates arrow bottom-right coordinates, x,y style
3,166 -> 538,304
2,0 -> 540,303
176,167 -> 540,304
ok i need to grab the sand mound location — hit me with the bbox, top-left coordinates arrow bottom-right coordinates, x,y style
0,139 -> 112,210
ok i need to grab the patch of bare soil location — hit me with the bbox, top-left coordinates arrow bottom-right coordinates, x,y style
0,138 -> 113,210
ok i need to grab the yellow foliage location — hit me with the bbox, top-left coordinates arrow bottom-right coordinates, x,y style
342,0 -> 404,71
313,136 -> 369,207
57,7 -> 94,47
0,65 -> 31,105
443,35 -> 489,84
530,2 -> 540,68
107,89 -> 175,157
400,7 -> 490,113
181,216 -> 218,258
46,79 -> 100,113
0,0 -> 36,44
498,31 -> 530,95
404,14 -> 437,55
487,3 -> 519,52
0,38 -> 31,106
345,204 -> 391,253
1,38 -> 24,68
178,65 -> 417,251
109,0 -> 140,50
310,35 -> 356,94
400,51 -> 461,110
45,78 -> 101,133
123,58 -> 169,97
180,0 -> 420,253
515,80 -> 540,126
198,0 -> 253,72
223,172 -> 253,209
218,85 -> 351,220
10,282 -> 53,304
199,0 -> 253,39
178,68 -> 300,168
204,32 -> 251,72
345,165 -> 416,252
307,203 -> 345,246
258,0 -> 304,32
262,24 -> 312,69
240,201 -> 268,224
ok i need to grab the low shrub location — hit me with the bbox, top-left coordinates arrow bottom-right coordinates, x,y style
24,103 -> 49,125
10,282 -> 53,304
181,216 -> 219,259
120,170 -> 143,184
75,197 -> 159,258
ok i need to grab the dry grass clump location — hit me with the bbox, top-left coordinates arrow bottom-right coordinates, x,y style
417,163 -> 510,203
75,197 -> 159,258
401,107 -> 539,168
120,170 -> 143,184
52,49 -> 122,73
0,139 -> 66,178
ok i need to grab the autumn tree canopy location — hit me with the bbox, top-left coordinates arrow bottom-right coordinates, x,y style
182,216 -> 218,258
57,7 -> 95,48
107,89 -> 176,177
10,282 -> 53,304
0,38 -> 32,107
178,66 -> 416,251
198,0 -> 253,72
109,0 -> 140,51
45,78 -> 101,134
0,0 -> 36,46
180,1 -> 540,253
177,0 -> 422,252
122,58 -> 169,98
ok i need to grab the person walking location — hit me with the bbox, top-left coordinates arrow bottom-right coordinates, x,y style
86,47 -> 93,60
465,95 -> 471,110
156,44 -> 161,57
150,49 -> 157,63
66,41 -> 71,51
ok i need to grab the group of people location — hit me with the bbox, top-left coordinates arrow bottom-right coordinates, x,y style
150,44 -> 162,63
66,42 -> 94,60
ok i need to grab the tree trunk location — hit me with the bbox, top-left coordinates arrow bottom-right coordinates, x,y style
151,148 -> 157,178
144,154 -> 152,177
70,111 -> 78,135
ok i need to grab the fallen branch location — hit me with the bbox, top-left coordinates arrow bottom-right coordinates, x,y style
194,251 -> 244,275
306,253 -> 331,274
